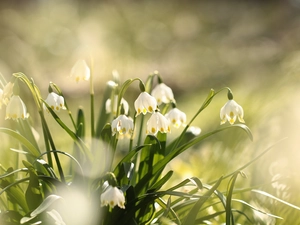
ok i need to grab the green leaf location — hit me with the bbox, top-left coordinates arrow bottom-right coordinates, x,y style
252,189 -> 300,211
182,176 -> 223,225
233,198 -> 283,220
0,128 -> 40,157
226,171 -> 240,225
23,161 -> 43,211
153,124 -> 252,177
149,170 -> 173,191
41,101 -> 92,162
100,123 -> 113,145
0,168 -> 29,213
75,108 -> 85,138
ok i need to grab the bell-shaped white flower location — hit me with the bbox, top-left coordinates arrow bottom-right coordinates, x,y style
146,111 -> 171,135
106,95 -> 129,115
151,83 -> 175,105
1,82 -> 14,106
5,95 -> 28,120
70,59 -> 90,83
165,108 -> 187,128
220,99 -> 245,125
44,92 -> 66,112
111,115 -> 134,137
134,92 -> 157,116
187,126 -> 202,136
100,186 -> 125,209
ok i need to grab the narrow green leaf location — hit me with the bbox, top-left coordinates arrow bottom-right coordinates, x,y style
149,170 -> 173,191
182,176 -> 223,225
153,124 -> 252,176
0,128 -> 40,157
95,82 -> 115,138
41,101 -> 92,162
76,108 -> 85,138
23,161 -> 43,211
0,168 -> 29,213
226,171 -> 240,225
233,198 -> 283,220
252,189 -> 300,211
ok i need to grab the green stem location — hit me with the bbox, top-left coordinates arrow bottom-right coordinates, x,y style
50,82 -> 76,129
39,111 -> 65,183
91,92 -> 95,137
90,56 -> 95,138
170,87 -> 230,153
137,115 -> 145,147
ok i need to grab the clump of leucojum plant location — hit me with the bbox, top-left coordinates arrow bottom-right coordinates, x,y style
0,60 -> 294,225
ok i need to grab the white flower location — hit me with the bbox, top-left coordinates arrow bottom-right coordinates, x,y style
106,95 -> 129,115
70,59 -> 90,83
165,108 -> 187,128
43,92 -> 66,112
5,95 -> 28,120
100,186 -> 125,209
187,126 -> 202,136
151,83 -> 175,105
146,112 -> 171,135
1,82 -> 14,107
134,92 -> 157,116
111,115 -> 134,137
220,100 -> 245,125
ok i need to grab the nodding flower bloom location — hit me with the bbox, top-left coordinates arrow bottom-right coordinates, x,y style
151,83 -> 175,105
187,126 -> 202,136
134,92 -> 157,116
0,82 -> 14,108
70,59 -> 90,83
5,95 -> 28,120
111,115 -> 134,137
43,92 -> 66,112
220,99 -> 245,125
100,186 -> 125,209
106,95 -> 129,115
165,108 -> 187,128
146,111 -> 171,135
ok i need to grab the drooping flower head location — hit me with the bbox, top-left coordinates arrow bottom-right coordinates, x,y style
111,114 -> 134,137
220,99 -> 245,125
100,186 -> 125,209
70,59 -> 90,83
5,95 -> 28,120
134,92 -> 157,116
106,95 -> 129,116
165,108 -> 187,128
146,111 -> 171,135
0,82 -> 14,108
43,92 -> 66,113
151,83 -> 175,105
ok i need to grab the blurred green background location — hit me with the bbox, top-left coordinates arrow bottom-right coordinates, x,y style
0,0 -> 300,223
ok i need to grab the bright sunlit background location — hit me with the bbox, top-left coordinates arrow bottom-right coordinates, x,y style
0,0 -> 300,223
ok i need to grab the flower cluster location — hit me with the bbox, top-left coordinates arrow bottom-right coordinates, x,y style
0,62 -> 252,225
108,81 -> 189,138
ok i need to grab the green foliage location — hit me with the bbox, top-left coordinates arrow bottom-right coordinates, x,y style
0,70 -> 297,225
